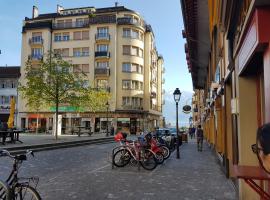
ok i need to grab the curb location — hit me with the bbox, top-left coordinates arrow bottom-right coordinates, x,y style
1,137 -> 115,155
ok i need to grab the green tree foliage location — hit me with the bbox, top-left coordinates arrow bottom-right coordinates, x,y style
19,52 -> 110,139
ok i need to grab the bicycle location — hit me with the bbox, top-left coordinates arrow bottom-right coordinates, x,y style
0,150 -> 41,200
112,139 -> 158,170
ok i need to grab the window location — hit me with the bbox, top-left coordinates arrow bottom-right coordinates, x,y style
97,27 -> 108,35
11,81 -> 16,88
131,64 -> 138,72
62,48 -> 69,57
97,79 -> 108,88
3,96 -> 9,104
122,97 -> 130,106
123,45 -> 130,55
82,31 -> 89,40
73,64 -> 81,73
65,19 -> 72,27
1,81 -> 6,88
31,48 -> 42,58
54,33 -> 61,42
62,32 -> 70,41
122,80 -> 131,89
32,32 -> 42,43
76,18 -> 85,27
73,31 -> 81,40
139,49 -> 143,58
123,28 -> 131,37
82,64 -> 89,73
122,63 -> 131,72
54,49 -> 61,56
82,47 -> 89,56
131,46 -> 139,56
132,30 -> 139,39
73,48 -> 81,57
97,44 -> 108,52
97,62 -> 108,68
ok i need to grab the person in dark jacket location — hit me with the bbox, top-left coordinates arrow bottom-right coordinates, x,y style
196,125 -> 204,151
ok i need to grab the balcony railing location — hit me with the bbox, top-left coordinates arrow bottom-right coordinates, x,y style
162,79 -> 165,84
122,105 -> 143,110
96,87 -> 111,93
94,68 -> 110,76
95,33 -> 110,41
117,17 -> 144,27
52,21 -> 89,29
151,92 -> 157,98
29,37 -> 43,45
95,51 -> 110,58
28,54 -> 43,61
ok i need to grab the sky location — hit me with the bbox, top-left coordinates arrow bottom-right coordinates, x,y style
0,0 -> 193,93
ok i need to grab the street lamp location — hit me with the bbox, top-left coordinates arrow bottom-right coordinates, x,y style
173,88 -> 181,159
106,101 -> 109,137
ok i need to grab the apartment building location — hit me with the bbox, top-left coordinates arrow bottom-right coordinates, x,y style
182,0 -> 270,199
0,66 -> 20,124
18,5 -> 164,134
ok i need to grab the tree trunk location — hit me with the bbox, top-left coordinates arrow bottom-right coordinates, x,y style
36,113 -> 39,134
55,100 -> 58,140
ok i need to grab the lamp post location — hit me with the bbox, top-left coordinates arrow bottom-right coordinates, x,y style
106,101 -> 109,137
173,88 -> 181,159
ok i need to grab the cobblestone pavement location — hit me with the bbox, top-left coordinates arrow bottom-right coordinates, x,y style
0,138 -> 237,200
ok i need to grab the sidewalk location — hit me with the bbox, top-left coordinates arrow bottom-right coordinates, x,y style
159,138 -> 237,199
0,132 -> 114,152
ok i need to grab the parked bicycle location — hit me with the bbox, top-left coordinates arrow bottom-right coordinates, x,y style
112,133 -> 158,170
0,150 -> 41,200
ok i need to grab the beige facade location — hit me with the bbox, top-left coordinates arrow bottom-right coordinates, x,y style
18,5 -> 164,134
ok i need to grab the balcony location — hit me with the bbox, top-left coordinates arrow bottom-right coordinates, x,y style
95,33 -> 110,41
94,68 -> 110,76
95,51 -> 110,58
117,17 -> 144,27
52,21 -> 89,29
151,92 -> 157,98
122,105 -> 143,110
29,37 -> 43,45
96,87 -> 111,93
162,79 -> 165,84
28,54 -> 43,61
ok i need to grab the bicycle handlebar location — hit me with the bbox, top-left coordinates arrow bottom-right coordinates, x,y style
0,149 -> 34,160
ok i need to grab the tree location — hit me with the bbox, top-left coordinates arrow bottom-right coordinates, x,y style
19,52 -> 110,139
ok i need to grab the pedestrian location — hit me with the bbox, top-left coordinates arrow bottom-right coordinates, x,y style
191,126 -> 196,139
110,126 -> 115,136
252,123 -> 270,173
196,125 -> 204,151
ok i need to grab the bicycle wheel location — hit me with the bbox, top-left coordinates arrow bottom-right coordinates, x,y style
113,149 -> 131,167
0,180 -> 10,200
14,185 -> 41,200
155,151 -> 164,164
160,146 -> 171,160
140,149 -> 157,170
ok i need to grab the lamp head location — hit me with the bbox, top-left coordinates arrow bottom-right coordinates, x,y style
173,88 -> 181,103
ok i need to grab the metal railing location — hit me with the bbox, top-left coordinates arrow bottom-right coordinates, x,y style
28,54 -> 43,61
29,37 -> 43,45
117,17 -> 144,27
94,68 -> 110,76
52,21 -> 89,29
95,51 -> 110,58
95,33 -> 110,40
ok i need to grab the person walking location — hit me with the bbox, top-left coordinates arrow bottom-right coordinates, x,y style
196,125 -> 204,151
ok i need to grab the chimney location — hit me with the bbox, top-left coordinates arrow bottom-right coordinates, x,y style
32,6 -> 39,18
115,2 -> 118,7
57,5 -> 64,14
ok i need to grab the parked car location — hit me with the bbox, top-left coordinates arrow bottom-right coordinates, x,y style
153,128 -> 177,150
